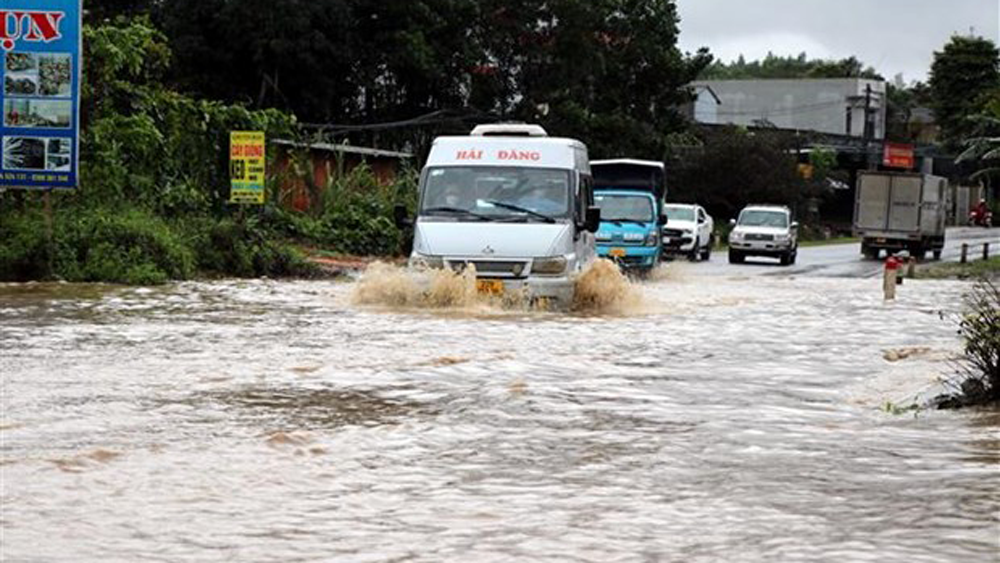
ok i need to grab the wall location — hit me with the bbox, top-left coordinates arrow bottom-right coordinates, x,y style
691,78 -> 887,139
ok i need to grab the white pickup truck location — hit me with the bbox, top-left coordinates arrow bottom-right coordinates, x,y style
661,203 -> 714,260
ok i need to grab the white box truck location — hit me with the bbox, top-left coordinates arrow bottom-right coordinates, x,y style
854,171 -> 947,260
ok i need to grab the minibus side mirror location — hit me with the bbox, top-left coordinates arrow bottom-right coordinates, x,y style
585,206 -> 601,233
790,221 -> 800,230
394,204 -> 413,228
729,218 -> 736,226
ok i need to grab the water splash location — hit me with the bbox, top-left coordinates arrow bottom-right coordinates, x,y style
351,261 -> 487,310
352,259 -> 646,315
572,259 -> 645,315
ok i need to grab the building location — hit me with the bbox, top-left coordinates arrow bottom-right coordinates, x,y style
690,78 -> 887,140
683,84 -> 722,124
272,140 -> 413,212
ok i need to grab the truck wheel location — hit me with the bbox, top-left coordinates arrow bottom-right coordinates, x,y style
779,252 -> 791,266
933,249 -> 942,260
728,250 -> 744,264
862,245 -> 879,260
689,239 -> 700,261
700,241 -> 712,261
789,249 -> 797,265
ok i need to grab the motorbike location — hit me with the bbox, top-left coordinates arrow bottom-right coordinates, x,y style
968,208 -> 993,227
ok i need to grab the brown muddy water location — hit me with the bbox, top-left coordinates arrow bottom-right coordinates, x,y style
1,266 -> 998,562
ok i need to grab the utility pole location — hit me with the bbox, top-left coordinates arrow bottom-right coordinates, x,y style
864,83 -> 876,170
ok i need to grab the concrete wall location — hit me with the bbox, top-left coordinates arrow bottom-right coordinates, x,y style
691,78 -> 887,139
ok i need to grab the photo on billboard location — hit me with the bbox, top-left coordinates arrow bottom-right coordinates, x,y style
3,136 -> 46,170
4,99 -> 72,128
39,54 -> 72,96
47,137 -> 71,171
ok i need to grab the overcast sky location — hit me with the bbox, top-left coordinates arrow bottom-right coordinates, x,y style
676,0 -> 1000,83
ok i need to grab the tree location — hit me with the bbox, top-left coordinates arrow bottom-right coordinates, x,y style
668,126 -> 805,221
928,35 -> 1000,148
701,53 -> 882,81
152,0 -> 707,159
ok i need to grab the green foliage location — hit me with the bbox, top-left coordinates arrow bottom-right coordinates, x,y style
808,147 -> 837,180
0,202 -> 194,284
884,81 -> 932,142
186,215 -> 317,278
955,89 -> 1000,185
701,52 -> 883,80
938,279 -> 1000,408
0,206 -> 50,282
153,0 -> 708,160
273,163 -> 419,257
1,18 -> 314,285
667,126 -> 805,221
929,35 -> 1000,148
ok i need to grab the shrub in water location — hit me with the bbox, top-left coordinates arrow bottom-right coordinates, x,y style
939,279 -> 1000,408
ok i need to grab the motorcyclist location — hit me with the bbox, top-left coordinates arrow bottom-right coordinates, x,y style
971,199 -> 991,226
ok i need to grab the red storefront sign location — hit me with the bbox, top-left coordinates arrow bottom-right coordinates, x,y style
883,142 -> 915,169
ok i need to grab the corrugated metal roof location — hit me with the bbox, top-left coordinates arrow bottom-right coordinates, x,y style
272,139 -> 413,159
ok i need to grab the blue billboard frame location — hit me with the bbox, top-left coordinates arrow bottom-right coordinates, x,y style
0,1 -> 82,189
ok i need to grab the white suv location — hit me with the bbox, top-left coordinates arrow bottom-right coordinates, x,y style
728,205 -> 798,266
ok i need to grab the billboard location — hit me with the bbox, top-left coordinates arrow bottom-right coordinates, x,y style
229,131 -> 265,204
0,2 -> 82,189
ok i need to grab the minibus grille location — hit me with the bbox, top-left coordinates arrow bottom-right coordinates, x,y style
448,260 -> 527,278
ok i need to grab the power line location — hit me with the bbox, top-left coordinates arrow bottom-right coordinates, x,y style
300,108 -> 498,135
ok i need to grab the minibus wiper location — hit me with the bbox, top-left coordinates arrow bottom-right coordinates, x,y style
423,207 -> 493,221
606,218 -> 647,225
483,200 -> 555,223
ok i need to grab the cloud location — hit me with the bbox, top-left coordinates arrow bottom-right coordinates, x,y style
676,0 -> 1000,82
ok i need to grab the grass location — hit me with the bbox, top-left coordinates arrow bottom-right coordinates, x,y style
916,256 -> 1000,280
798,236 -> 860,247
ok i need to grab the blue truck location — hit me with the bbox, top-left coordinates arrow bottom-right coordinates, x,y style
590,159 -> 667,273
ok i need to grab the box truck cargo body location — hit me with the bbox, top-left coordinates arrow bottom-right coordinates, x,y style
853,171 -> 947,260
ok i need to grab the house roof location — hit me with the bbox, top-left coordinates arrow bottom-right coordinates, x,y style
272,139 -> 413,159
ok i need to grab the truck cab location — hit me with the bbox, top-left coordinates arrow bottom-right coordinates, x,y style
591,160 -> 667,272
398,124 -> 600,307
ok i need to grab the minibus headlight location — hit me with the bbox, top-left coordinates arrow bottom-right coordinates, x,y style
645,232 -> 658,246
411,254 -> 444,269
532,256 -> 567,275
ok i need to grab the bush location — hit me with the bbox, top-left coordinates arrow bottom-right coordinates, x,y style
188,215 -> 317,278
938,279 -> 1000,408
60,206 -> 196,283
271,162 -> 418,257
0,206 -> 51,281
0,202 -> 194,284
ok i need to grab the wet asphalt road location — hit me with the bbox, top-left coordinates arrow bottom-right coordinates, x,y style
693,227 -> 999,278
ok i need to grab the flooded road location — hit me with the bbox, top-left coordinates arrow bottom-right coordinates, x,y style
2,265 -> 998,561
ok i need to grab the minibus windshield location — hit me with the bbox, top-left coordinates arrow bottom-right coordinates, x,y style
421,167 -> 572,220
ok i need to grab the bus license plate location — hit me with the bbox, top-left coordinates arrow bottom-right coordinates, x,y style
476,279 -> 504,295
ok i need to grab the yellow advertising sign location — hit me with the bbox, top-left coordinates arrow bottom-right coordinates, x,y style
230,131 -> 266,204
797,163 -> 814,180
